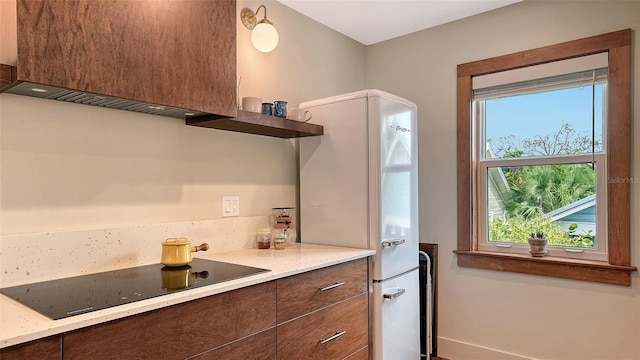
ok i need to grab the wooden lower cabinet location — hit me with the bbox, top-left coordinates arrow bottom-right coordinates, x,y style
2,258 -> 370,360
0,335 -> 61,360
275,258 -> 370,360
62,281 -> 276,360
277,294 -> 369,360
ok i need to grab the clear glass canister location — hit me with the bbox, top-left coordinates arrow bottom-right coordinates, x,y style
256,227 -> 271,249
274,237 -> 286,250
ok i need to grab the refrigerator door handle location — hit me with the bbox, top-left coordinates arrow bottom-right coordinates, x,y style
383,288 -> 406,300
381,238 -> 405,248
319,282 -> 346,292
319,331 -> 347,344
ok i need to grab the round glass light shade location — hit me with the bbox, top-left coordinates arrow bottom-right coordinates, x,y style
251,22 -> 279,53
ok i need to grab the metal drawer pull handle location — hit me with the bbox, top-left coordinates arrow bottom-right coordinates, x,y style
383,288 -> 406,300
320,331 -> 347,344
382,238 -> 405,247
319,282 -> 346,291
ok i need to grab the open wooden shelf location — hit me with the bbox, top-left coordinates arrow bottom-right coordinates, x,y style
186,110 -> 324,138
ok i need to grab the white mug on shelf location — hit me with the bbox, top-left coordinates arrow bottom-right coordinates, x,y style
287,108 -> 312,122
242,97 -> 262,113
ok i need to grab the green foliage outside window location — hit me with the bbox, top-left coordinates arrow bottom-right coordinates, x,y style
491,122 -> 597,218
502,163 -> 595,217
489,211 -> 595,248
487,122 -> 597,249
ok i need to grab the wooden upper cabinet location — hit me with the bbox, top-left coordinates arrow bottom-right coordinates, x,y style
7,0 -> 236,118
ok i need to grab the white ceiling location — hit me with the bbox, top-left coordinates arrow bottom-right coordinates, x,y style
276,0 -> 522,45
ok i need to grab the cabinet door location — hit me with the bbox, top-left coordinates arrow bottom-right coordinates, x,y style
188,327 -> 276,360
0,335 -> 61,360
277,258 -> 368,323
277,294 -> 369,360
62,281 -> 276,360
16,0 -> 236,117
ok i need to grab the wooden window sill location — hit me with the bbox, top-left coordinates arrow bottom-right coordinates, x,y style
454,250 -> 637,286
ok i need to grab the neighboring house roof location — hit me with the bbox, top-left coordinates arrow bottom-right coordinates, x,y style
485,144 -> 510,216
546,194 -> 596,221
488,167 -> 510,198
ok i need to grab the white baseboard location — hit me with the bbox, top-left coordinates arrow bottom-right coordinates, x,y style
438,337 -> 534,360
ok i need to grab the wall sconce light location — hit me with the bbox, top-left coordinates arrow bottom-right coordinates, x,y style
241,5 -> 279,53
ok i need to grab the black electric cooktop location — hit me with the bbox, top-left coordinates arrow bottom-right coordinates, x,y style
0,259 -> 270,320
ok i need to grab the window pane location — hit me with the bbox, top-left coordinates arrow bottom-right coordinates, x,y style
486,162 -> 596,248
483,84 -> 604,159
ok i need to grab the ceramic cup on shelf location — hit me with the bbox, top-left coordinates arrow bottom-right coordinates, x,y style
287,108 -> 312,122
242,97 -> 262,113
273,100 -> 288,118
261,102 -> 274,116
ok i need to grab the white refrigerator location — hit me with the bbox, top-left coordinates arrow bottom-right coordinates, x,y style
300,89 -> 420,360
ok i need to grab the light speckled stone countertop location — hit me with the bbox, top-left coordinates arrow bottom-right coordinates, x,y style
0,243 -> 374,349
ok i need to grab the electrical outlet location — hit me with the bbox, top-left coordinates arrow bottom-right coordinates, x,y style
222,196 -> 240,217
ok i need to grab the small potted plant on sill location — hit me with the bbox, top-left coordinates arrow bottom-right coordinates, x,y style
528,231 -> 548,257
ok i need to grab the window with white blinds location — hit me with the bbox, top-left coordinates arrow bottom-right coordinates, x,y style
456,29 -> 635,285
473,53 -> 608,261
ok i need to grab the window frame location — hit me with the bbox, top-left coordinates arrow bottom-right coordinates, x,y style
455,29 -> 636,286
475,74 -> 608,260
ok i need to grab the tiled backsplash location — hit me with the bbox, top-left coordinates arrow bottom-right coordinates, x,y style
0,216 -> 270,287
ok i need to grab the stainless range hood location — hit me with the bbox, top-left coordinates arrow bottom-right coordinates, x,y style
1,76 -> 210,120
1,64 -> 323,139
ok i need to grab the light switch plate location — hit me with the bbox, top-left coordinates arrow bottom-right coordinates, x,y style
222,196 -> 240,217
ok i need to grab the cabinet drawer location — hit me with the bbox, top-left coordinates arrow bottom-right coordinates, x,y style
63,281 -> 276,360
277,258 -> 368,323
345,346 -> 369,360
189,327 -> 276,360
277,293 -> 368,360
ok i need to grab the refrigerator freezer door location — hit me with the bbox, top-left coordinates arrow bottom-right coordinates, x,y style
368,94 -> 419,280
372,268 -> 420,360
300,96 -> 369,248
300,89 -> 419,280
